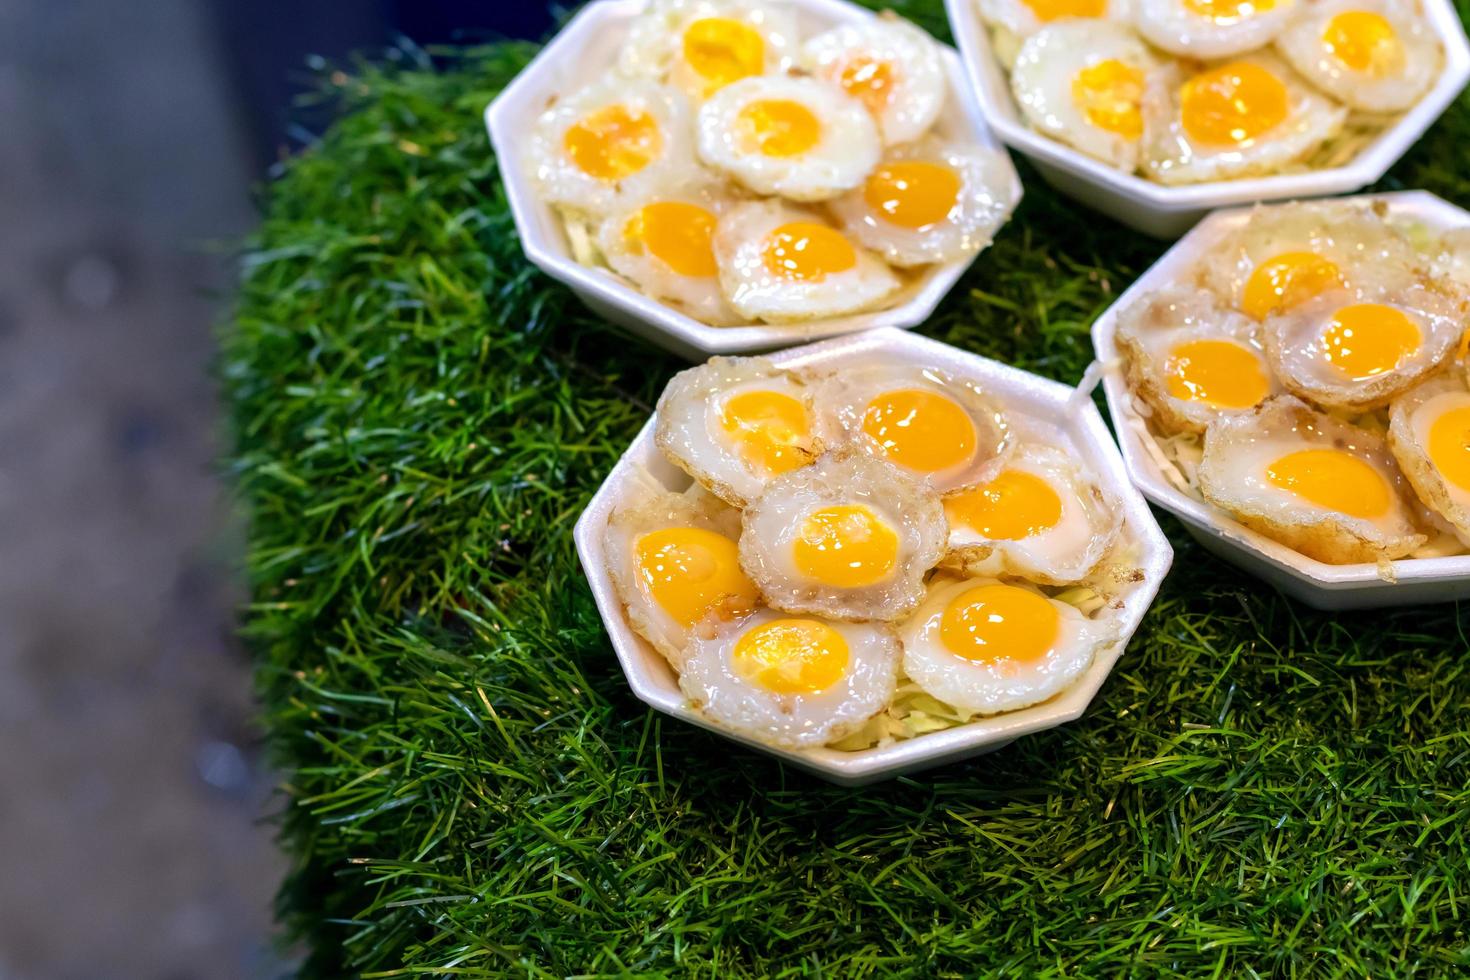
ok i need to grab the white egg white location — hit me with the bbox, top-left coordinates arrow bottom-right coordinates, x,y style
618,0 -> 799,101
1388,375 -> 1470,546
1276,0 -> 1441,113
976,0 -> 1134,44
800,15 -> 947,146
1135,0 -> 1299,58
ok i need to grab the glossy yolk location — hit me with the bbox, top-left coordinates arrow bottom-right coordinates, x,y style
720,389 -> 812,476
939,584 -> 1060,664
1071,59 -> 1145,140
860,388 -> 978,474
839,57 -> 896,115
1323,10 -> 1404,76
624,202 -> 719,277
944,470 -> 1063,540
793,504 -> 899,588
635,527 -> 758,627
1180,62 -> 1289,147
1320,303 -> 1421,379
862,162 -> 961,230
1428,404 -> 1470,493
731,618 -> 850,695
737,99 -> 822,157
564,104 -> 663,180
1164,338 -> 1270,409
1242,251 -> 1343,320
1183,0 -> 1276,23
1265,448 -> 1391,518
1020,0 -> 1109,21
762,222 -> 856,281
682,17 -> 765,93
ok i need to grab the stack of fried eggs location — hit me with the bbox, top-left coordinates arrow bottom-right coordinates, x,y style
603,355 -> 1143,751
978,0 -> 1445,184
1116,199 -> 1470,567
528,0 -> 1018,327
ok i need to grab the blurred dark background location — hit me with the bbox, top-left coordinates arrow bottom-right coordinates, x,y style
0,3 -> 551,977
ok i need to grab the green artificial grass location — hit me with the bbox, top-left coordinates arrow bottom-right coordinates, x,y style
223,7 -> 1470,976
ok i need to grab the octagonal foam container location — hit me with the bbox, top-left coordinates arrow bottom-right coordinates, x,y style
486,0 -> 1022,362
573,327 -> 1174,785
1093,190 -> 1470,609
944,0 -> 1470,238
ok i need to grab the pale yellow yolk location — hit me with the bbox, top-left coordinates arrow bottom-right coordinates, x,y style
1071,59 -> 1145,140
793,505 -> 899,588
731,618 -> 850,695
682,17 -> 765,93
1266,448 -> 1392,518
839,57 -> 896,115
1320,303 -> 1421,380
1183,0 -> 1276,23
736,99 -> 822,157
860,388 -> 977,474
862,162 -> 962,230
944,470 -> 1063,540
939,584 -> 1060,664
635,527 -> 758,627
762,222 -> 856,281
1020,0 -> 1109,21
1323,10 -> 1404,76
564,104 -> 663,180
720,389 -> 811,476
1180,62 -> 1289,147
1242,251 -> 1343,320
1164,339 -> 1271,409
1428,405 -> 1470,493
624,202 -> 718,278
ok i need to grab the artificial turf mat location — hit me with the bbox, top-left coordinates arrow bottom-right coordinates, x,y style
223,3 -> 1470,975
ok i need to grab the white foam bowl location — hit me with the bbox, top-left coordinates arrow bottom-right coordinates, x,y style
485,0 -> 1022,362
944,0 -> 1470,238
573,328 -> 1174,785
1093,190 -> 1470,609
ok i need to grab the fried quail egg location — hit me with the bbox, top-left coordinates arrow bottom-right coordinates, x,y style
1276,0 -> 1441,113
529,79 -> 696,214
1263,284 -> 1464,412
977,0 -> 1133,43
656,355 -> 825,507
680,608 -> 899,748
1010,22 -> 1159,171
603,477 -> 760,668
1388,375 -> 1470,546
1136,0 -> 1298,58
739,450 -> 947,622
599,188 -> 741,325
618,0 -> 799,101
696,75 -> 882,201
712,200 -> 900,322
1141,54 -> 1346,185
941,444 -> 1123,584
900,577 -> 1115,716
822,365 -> 1012,492
1115,287 -> 1279,435
827,139 -> 1019,267
800,15 -> 946,146
1433,227 -> 1470,288
1198,394 -> 1425,563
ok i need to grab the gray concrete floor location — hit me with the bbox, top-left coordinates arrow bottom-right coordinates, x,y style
0,1 -> 288,977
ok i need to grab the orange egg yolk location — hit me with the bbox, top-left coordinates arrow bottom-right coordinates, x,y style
635,527 -> 758,627
1020,0 -> 1109,21
1320,303 -> 1421,380
720,389 -> 812,476
623,202 -> 719,278
1183,0 -> 1276,23
860,388 -> 978,475
838,57 -> 897,115
1242,251 -> 1343,320
563,104 -> 663,180
793,504 -> 899,588
1180,61 -> 1289,147
761,222 -> 856,281
731,618 -> 850,695
1428,404 -> 1470,493
862,162 -> 962,230
1164,338 -> 1271,409
1265,448 -> 1391,518
682,17 -> 765,93
944,470 -> 1063,541
939,584 -> 1060,664
737,98 -> 822,157
1071,59 -> 1145,139
1323,10 -> 1404,76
